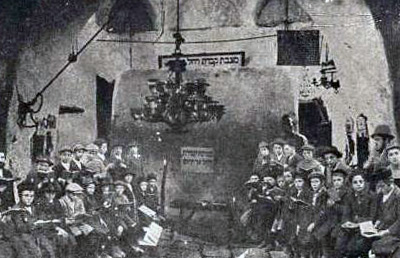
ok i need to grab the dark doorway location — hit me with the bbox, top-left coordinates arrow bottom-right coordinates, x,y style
298,98 -> 332,147
96,75 -> 115,139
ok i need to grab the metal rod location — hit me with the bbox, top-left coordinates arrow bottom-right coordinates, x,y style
34,21 -> 109,100
176,0 -> 180,33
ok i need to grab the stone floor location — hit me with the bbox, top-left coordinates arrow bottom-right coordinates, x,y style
145,228 -> 288,258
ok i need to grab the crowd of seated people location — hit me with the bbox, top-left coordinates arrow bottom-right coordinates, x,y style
242,124 -> 400,258
0,139 -> 161,258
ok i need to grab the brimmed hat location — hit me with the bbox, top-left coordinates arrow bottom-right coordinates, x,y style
137,176 -> 147,184
371,125 -> 394,140
72,143 -> 86,152
18,182 -> 35,193
386,144 -> 400,153
258,141 -> 268,149
308,171 -> 325,180
370,167 -> 393,182
301,144 -> 315,152
293,171 -> 307,181
114,180 -> 128,187
94,138 -> 108,147
272,138 -> 286,147
41,182 -> 58,193
331,168 -> 348,178
86,143 -> 99,152
59,146 -> 72,154
35,155 -> 53,166
284,138 -> 297,147
65,183 -> 84,193
321,146 -> 343,158
147,173 -> 157,181
85,160 -> 105,174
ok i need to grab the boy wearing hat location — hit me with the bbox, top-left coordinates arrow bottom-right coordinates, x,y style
297,144 -> 323,176
270,138 -> 287,172
11,183 -> 56,258
321,145 -> 351,187
54,146 -> 79,187
284,140 -> 304,170
136,176 -> 148,207
326,169 -> 350,257
146,173 -> 159,211
386,145 -> 400,187
370,168 -> 400,257
253,141 -> 271,176
93,138 -> 109,165
25,156 -> 61,198
71,143 -> 86,172
285,171 -> 312,258
306,172 -> 331,258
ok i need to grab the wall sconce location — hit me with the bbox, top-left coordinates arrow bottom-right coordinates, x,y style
312,43 -> 340,93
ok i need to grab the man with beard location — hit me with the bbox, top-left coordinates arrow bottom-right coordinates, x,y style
364,125 -> 394,173
0,151 -> 15,211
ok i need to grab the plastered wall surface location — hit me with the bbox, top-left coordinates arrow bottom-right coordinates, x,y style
5,1 -> 394,230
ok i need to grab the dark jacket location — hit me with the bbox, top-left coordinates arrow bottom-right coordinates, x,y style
285,154 -> 304,169
342,188 -> 377,223
375,185 -> 400,235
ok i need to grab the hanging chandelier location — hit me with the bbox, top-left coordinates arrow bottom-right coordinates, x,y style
131,0 -> 225,132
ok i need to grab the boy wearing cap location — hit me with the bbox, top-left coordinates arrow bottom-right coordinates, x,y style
270,139 -> 287,172
54,146 -> 79,187
326,169 -> 350,258
321,146 -> 350,187
71,143 -> 86,172
370,168 -> 400,257
284,171 -> 312,258
11,183 -> 56,258
253,141 -> 271,176
284,140 -> 303,170
146,173 -> 159,211
386,145 -> 400,187
306,172 -> 330,258
297,144 -> 323,176
25,156 -> 62,198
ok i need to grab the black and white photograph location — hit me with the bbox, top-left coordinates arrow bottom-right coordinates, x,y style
1,0 -> 400,257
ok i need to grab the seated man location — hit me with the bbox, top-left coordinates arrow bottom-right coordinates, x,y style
371,168 -> 400,258
10,182 -> 55,258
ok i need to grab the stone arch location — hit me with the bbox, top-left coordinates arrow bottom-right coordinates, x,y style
255,0 -> 312,27
96,0 -> 156,33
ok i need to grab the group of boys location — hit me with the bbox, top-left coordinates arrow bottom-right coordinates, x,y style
0,139 -> 161,258
244,124 -> 400,258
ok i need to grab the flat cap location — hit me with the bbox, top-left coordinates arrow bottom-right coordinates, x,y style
65,183 -> 84,193
72,143 -> 86,152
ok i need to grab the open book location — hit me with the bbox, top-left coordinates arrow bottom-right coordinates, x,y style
138,205 -> 157,218
359,221 -> 378,238
138,222 -> 163,246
